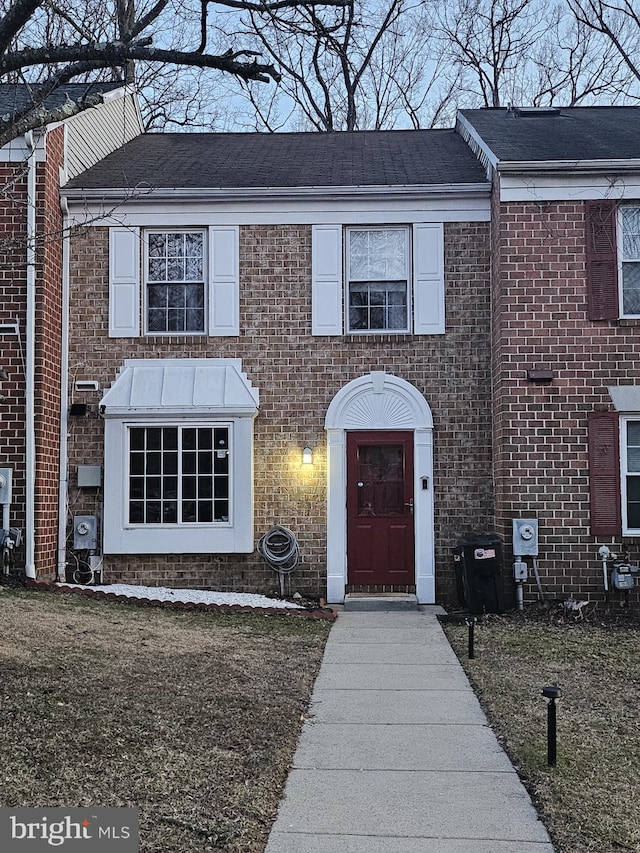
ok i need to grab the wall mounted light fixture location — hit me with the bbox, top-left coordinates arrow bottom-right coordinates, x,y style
302,446 -> 313,465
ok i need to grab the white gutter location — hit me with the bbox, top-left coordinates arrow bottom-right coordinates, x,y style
497,158 -> 640,174
60,182 -> 492,206
57,193 -> 70,581
24,132 -> 37,579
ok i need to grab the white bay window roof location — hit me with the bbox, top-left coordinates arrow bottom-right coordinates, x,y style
100,358 -> 259,418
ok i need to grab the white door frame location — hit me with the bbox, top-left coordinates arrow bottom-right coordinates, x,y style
325,371 -> 435,604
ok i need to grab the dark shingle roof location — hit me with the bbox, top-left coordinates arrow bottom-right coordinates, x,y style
0,82 -> 122,119
65,129 -> 487,190
460,106 -> 640,163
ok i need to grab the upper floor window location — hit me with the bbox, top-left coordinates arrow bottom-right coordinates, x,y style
346,227 -> 410,333
311,223 -> 444,336
146,232 -> 205,333
108,226 -> 239,338
621,207 -> 640,317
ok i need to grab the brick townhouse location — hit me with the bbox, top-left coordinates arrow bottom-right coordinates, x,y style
9,99 -> 640,608
0,83 -> 142,580
459,106 -> 640,605
60,130 -> 493,604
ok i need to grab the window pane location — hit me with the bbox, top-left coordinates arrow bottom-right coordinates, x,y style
623,262 -> 640,314
628,448 -> 640,473
148,259 -> 166,281
214,500 -> 229,521
623,208 -> 640,259
198,428 -> 213,450
129,502 -> 144,523
198,502 -> 213,523
214,429 -> 229,450
186,256 -> 203,280
148,233 -> 165,258
146,452 -> 161,475
627,422 -> 640,445
199,451 -> 212,475
130,429 -> 145,451
183,476 -> 196,499
148,309 -> 165,332
167,233 -> 183,257
627,477 -> 640,500
198,476 -> 213,499
146,502 -> 161,523
147,429 -> 162,450
349,229 -> 407,280
163,477 -> 178,499
182,501 -> 196,522
348,282 -> 408,332
163,502 -> 177,523
627,476 -> 640,528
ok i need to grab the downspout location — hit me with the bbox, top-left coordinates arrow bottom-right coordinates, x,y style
57,196 -> 70,581
24,132 -> 37,579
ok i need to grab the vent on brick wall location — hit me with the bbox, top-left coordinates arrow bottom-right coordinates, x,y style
527,368 -> 554,384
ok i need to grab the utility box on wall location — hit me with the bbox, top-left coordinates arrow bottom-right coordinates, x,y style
73,515 -> 98,550
512,518 -> 539,557
77,465 -> 102,488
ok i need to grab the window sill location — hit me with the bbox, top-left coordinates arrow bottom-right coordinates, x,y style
616,318 -> 640,327
345,333 -> 416,344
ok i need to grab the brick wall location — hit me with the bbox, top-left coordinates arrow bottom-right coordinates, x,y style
35,127 -> 64,576
67,221 -> 493,602
493,194 -> 640,604
0,162 -> 28,547
0,128 -> 64,579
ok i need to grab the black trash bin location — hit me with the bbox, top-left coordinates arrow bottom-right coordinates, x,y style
453,534 -> 505,614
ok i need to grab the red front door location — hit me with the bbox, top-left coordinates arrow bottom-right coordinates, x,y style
346,431 -> 415,585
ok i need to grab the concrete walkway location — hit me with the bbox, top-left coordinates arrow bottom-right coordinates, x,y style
266,607 -> 555,853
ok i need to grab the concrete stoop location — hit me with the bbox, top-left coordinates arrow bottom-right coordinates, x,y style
343,592 -> 418,611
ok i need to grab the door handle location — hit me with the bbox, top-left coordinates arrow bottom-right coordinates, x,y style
405,498 -> 414,515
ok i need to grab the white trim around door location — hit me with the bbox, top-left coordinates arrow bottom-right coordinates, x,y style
324,371 -> 435,604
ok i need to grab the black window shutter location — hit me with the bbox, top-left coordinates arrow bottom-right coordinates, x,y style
588,411 -> 621,536
585,200 -> 618,320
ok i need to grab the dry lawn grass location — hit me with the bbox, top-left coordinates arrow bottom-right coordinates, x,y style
444,611 -> 640,853
0,588 -> 331,852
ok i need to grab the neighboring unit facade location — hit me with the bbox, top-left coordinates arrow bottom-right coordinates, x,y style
0,84 -> 143,581
61,131 -> 493,603
459,105 -> 640,604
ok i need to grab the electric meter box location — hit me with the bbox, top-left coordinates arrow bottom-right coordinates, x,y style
73,515 -> 98,550
512,518 -> 539,557
0,468 -> 12,504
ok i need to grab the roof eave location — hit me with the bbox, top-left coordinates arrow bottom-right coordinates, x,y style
497,159 -> 640,175
62,182 -> 492,205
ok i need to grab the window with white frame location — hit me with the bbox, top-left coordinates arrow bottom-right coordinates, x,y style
310,223 -> 444,337
346,227 -> 410,332
622,418 -> 640,531
128,425 -> 230,525
108,226 -> 239,338
100,358 -> 257,554
146,231 -> 205,333
621,207 -> 640,316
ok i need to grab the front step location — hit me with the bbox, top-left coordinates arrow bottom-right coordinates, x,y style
344,592 -> 418,612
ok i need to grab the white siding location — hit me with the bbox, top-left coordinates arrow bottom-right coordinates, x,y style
65,91 -> 143,180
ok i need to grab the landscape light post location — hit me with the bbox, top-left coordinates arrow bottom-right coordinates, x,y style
542,685 -> 562,766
